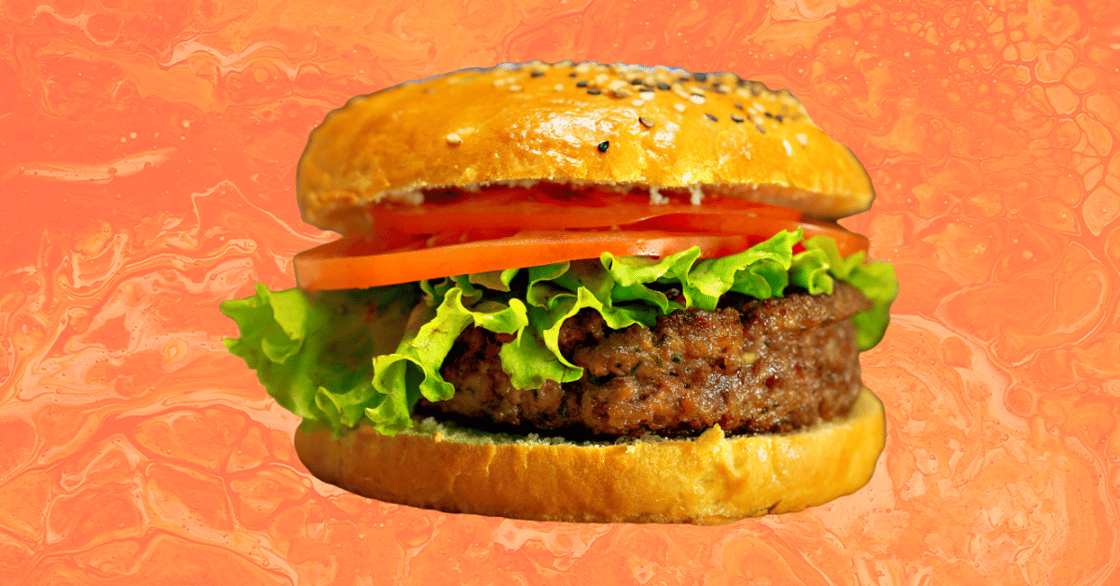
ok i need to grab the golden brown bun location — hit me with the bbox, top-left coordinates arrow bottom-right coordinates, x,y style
298,61 -> 875,236
294,387 -> 885,524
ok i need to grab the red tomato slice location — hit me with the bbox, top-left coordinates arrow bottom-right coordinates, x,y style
298,187 -> 869,291
636,216 -> 869,256
295,231 -> 757,291
293,220 -> 868,291
371,188 -> 803,235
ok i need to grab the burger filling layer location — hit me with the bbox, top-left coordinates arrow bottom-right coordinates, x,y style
221,229 -> 897,439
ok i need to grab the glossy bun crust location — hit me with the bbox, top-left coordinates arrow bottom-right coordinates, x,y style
295,387 -> 886,524
298,61 -> 875,236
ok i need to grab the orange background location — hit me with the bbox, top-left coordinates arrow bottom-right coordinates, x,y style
2,0 -> 1119,583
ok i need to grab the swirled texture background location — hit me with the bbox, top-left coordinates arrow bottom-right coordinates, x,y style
2,0 -> 1119,583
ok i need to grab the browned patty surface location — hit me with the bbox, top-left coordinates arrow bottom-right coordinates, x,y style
418,283 -> 872,438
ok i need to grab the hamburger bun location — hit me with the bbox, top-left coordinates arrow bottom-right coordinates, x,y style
295,387 -> 884,524
297,61 -> 875,236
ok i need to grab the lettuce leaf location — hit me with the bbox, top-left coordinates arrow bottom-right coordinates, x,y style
221,284 -> 416,433
222,230 -> 898,436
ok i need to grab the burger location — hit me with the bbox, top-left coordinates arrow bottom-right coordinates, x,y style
221,61 -> 897,524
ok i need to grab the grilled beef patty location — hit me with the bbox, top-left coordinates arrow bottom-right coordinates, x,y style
417,283 -> 872,438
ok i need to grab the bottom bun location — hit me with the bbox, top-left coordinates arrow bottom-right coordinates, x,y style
294,387 -> 886,524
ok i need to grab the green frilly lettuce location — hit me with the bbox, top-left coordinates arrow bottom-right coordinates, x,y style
221,229 -> 898,437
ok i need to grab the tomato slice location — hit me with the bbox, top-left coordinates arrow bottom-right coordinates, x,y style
298,187 -> 869,291
371,187 -> 803,235
295,230 -> 757,291
628,215 -> 866,253
294,221 -> 867,291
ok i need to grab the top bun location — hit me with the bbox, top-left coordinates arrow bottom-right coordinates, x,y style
298,61 -> 875,236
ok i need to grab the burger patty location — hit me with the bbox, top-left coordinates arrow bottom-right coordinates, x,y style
417,282 -> 872,438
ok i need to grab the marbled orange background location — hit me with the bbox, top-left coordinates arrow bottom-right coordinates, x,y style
2,0 -> 1119,583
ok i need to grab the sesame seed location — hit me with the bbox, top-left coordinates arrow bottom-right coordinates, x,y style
775,114 -> 784,123
689,94 -> 705,105
630,78 -> 643,85
576,80 -> 588,88
587,88 -> 602,95
674,103 -> 686,112
763,111 -> 773,118
796,133 -> 808,145
530,71 -> 545,78
446,133 -> 462,145
731,113 -> 745,123
639,116 -> 655,128
640,91 -> 655,100
693,72 -> 708,82
713,84 -> 729,94
608,79 -> 628,91
705,113 -> 718,122
508,85 -> 523,92
569,72 -> 578,78
554,84 -> 564,91
598,141 -> 610,152
656,82 -> 671,91
782,139 -> 792,156
755,123 -> 766,133
631,99 -> 643,107
734,102 -> 743,110
613,88 -> 631,98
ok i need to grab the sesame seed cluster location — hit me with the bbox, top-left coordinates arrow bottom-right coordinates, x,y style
452,60 -> 809,151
